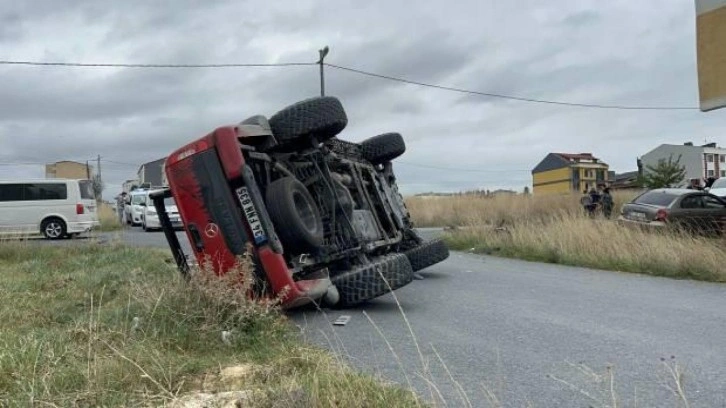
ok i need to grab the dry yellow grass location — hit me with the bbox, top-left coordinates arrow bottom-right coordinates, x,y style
407,192 -> 726,281
97,202 -> 122,231
406,192 -> 635,228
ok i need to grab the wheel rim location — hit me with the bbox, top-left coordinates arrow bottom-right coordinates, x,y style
46,222 -> 62,238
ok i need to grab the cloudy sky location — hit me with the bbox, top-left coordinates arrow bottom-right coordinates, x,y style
1,0 -> 724,198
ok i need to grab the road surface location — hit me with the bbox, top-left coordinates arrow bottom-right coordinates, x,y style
64,228 -> 726,406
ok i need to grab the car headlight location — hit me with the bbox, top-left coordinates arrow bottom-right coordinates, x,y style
147,209 -> 157,216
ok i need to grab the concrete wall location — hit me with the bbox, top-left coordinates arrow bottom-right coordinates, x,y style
533,167 -> 572,194
45,161 -> 92,179
641,145 -> 704,184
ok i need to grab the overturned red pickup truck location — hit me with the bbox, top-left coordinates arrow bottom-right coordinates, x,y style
150,96 -> 449,309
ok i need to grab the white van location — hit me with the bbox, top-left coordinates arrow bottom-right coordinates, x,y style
0,179 -> 99,239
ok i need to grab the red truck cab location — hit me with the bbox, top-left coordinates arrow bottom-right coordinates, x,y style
163,125 -> 331,308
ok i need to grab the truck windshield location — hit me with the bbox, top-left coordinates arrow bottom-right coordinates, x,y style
131,195 -> 145,204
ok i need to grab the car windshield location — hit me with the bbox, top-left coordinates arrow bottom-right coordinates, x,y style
634,191 -> 679,207
164,197 -> 176,207
711,178 -> 726,189
131,195 -> 145,204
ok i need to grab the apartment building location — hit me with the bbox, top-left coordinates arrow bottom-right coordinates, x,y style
532,153 -> 609,194
640,142 -> 726,182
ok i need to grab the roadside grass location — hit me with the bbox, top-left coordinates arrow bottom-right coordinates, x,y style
97,203 -> 123,232
0,242 -> 421,407
442,210 -> 726,282
407,192 -> 726,282
405,192 -> 636,228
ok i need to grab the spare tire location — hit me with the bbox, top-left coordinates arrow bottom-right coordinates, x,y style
330,253 -> 414,308
265,177 -> 324,253
360,132 -> 406,165
268,96 -> 348,149
404,238 -> 450,272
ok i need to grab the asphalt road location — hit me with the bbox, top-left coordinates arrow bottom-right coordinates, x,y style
63,227 -> 726,406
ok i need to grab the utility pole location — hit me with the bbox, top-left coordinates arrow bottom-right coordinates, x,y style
318,46 -> 329,96
85,160 -> 91,180
97,155 -> 102,203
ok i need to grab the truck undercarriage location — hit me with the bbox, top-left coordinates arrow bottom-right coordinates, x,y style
153,96 -> 449,309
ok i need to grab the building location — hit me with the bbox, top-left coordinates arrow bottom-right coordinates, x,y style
122,179 -> 140,193
45,161 -> 92,179
609,171 -> 643,191
640,142 -> 726,184
532,152 -> 609,194
137,158 -> 166,187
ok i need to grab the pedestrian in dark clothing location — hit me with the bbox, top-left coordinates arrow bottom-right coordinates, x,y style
601,188 -> 613,219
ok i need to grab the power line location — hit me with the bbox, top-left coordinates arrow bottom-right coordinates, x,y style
0,60 -> 316,68
0,58 -> 698,110
324,63 -> 699,111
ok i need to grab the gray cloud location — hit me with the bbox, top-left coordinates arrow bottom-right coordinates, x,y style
1,0 -> 724,198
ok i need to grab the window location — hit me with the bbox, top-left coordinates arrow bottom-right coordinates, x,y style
0,183 -> 67,201
634,191 -> 679,207
704,195 -> 726,209
713,178 -> 726,189
680,195 -> 703,209
708,170 -> 715,177
0,184 -> 24,201
584,170 -> 593,178
722,170 -> 726,178
707,154 -> 714,163
78,180 -> 95,200
721,155 -> 725,163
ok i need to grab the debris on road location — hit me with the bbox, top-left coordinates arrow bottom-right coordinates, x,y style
333,315 -> 351,326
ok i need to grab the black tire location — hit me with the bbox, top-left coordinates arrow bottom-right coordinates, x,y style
268,96 -> 348,149
331,253 -> 414,307
404,238 -> 450,272
41,217 -> 67,240
360,132 -> 406,165
265,177 -> 324,253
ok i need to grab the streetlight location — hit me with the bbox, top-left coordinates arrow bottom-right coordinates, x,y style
318,46 -> 329,96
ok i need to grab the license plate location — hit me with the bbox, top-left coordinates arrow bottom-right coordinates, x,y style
628,212 -> 647,221
235,186 -> 267,244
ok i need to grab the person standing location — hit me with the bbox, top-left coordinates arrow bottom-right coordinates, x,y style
601,187 -> 614,219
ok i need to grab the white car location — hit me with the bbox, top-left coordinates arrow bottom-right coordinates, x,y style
141,190 -> 182,231
125,190 -> 147,226
0,179 -> 100,239
707,178 -> 726,198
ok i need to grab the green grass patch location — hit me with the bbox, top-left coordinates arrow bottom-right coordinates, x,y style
0,242 -> 421,407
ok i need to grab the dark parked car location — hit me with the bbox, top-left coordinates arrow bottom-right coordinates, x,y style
618,188 -> 726,235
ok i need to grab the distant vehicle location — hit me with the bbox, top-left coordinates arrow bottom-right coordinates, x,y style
0,179 -> 99,239
706,177 -> 726,198
124,189 -> 147,226
618,188 -> 726,235
141,189 -> 182,231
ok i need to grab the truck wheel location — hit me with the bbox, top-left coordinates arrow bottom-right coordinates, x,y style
268,96 -> 348,150
360,132 -> 406,165
331,253 -> 414,308
265,177 -> 324,253
404,238 -> 450,272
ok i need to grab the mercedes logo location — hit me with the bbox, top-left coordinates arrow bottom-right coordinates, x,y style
204,223 -> 219,238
